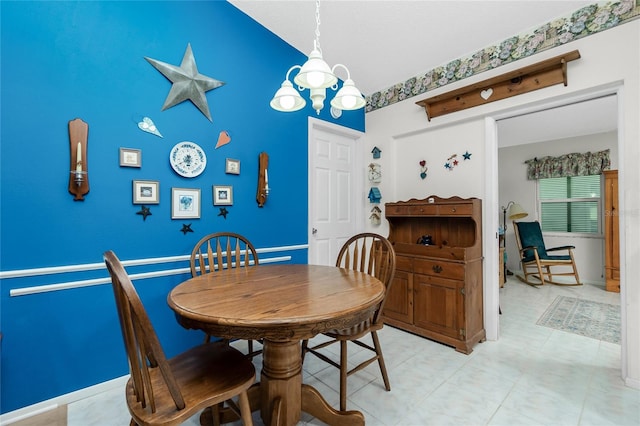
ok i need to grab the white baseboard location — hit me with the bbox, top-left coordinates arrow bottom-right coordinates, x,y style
0,375 -> 128,425
624,376 -> 640,390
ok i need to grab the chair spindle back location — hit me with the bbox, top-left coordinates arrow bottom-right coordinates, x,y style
190,232 -> 258,277
336,233 -> 396,324
105,250 -> 185,413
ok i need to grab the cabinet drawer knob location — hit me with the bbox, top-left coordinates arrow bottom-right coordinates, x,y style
451,207 -> 457,212
432,265 -> 443,273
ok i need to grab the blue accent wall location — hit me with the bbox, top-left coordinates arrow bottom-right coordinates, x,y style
0,1 -> 364,413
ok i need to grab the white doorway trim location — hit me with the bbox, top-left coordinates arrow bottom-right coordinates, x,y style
483,117 -> 500,341
485,83 -> 627,379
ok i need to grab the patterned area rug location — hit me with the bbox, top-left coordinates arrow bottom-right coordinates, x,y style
537,296 -> 621,344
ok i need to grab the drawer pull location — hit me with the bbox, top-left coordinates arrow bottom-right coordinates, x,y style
432,265 -> 443,273
451,207 -> 457,212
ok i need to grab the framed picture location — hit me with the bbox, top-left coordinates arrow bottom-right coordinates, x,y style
132,180 -> 159,204
171,188 -> 201,219
213,185 -> 233,205
225,158 -> 240,175
120,148 -> 141,168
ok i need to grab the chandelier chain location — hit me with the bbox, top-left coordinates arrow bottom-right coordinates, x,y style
314,0 -> 321,51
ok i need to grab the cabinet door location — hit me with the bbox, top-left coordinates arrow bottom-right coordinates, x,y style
413,274 -> 462,340
382,271 -> 413,323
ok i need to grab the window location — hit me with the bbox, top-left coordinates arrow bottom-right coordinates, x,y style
538,175 -> 601,234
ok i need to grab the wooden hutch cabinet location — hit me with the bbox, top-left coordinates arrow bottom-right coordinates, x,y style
383,196 -> 485,354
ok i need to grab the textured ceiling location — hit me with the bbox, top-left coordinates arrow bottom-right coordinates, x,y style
229,0 -> 594,95
229,1 -> 618,143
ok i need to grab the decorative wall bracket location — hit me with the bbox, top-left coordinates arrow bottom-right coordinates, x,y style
256,152 -> 269,207
68,118 -> 89,201
416,50 -> 581,121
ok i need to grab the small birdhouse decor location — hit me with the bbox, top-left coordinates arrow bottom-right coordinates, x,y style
369,211 -> 381,225
371,146 -> 382,159
368,187 -> 382,204
370,206 -> 382,225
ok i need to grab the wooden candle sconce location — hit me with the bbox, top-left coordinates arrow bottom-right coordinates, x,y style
256,152 -> 269,207
416,50 -> 581,121
68,118 -> 90,201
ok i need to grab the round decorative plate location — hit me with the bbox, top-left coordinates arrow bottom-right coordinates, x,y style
169,141 -> 207,178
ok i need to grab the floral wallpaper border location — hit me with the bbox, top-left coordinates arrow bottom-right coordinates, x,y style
365,0 -> 639,113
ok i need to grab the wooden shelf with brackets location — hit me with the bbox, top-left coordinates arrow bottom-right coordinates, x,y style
416,50 -> 581,121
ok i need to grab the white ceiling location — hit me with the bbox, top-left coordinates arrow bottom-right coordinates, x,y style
229,0 -> 618,143
497,95 -> 618,147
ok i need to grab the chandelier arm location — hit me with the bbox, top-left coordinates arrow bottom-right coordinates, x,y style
331,64 -> 352,80
285,65 -> 302,82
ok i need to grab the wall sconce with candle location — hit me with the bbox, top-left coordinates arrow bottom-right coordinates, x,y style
68,118 -> 89,201
256,152 -> 269,207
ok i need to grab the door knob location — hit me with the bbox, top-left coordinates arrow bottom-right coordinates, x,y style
312,228 -> 318,235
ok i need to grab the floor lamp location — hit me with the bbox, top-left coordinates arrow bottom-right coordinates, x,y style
501,201 -> 528,281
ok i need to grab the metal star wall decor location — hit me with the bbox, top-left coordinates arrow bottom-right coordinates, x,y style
180,223 -> 194,235
145,43 -> 224,122
136,205 -> 152,221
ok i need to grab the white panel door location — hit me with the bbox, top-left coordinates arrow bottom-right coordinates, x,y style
308,118 -> 363,265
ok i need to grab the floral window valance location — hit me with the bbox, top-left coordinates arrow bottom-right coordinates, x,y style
525,149 -> 610,180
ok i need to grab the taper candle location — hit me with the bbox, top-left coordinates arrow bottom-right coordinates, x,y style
76,142 -> 82,172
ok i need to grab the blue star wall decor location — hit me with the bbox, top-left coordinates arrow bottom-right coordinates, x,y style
463,151 -> 472,160
218,207 -> 229,219
145,43 -> 224,122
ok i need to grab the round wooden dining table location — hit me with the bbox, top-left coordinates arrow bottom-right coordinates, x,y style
167,264 -> 385,426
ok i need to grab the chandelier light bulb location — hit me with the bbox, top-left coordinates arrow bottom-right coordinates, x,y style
279,95 -> 295,110
340,95 -> 357,109
306,71 -> 325,89
330,78 -> 365,111
270,76 -> 305,112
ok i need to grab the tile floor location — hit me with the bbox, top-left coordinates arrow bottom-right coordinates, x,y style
66,277 -> 639,426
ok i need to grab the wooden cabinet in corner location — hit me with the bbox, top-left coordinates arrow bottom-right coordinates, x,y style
382,196 -> 485,354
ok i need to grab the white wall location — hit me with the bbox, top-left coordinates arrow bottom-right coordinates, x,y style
499,131 -> 618,283
363,21 -> 640,388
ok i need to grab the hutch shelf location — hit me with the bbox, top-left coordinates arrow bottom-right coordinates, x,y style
383,196 -> 485,354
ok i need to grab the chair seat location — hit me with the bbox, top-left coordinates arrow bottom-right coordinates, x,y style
522,254 -> 571,262
127,342 -> 255,425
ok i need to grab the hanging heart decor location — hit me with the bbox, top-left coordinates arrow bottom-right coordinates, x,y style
480,88 -> 494,100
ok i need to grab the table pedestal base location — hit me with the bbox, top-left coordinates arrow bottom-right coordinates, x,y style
201,339 -> 364,426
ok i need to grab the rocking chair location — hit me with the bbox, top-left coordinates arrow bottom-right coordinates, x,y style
513,221 -> 582,286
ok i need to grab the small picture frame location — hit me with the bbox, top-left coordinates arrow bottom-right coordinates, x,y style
171,188 -> 201,219
213,185 -> 233,205
225,158 -> 240,175
120,148 -> 141,168
132,180 -> 159,204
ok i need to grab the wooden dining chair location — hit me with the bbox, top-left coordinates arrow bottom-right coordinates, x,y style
301,233 -> 397,411
104,250 -> 255,426
189,232 -> 261,357
513,221 -> 582,286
